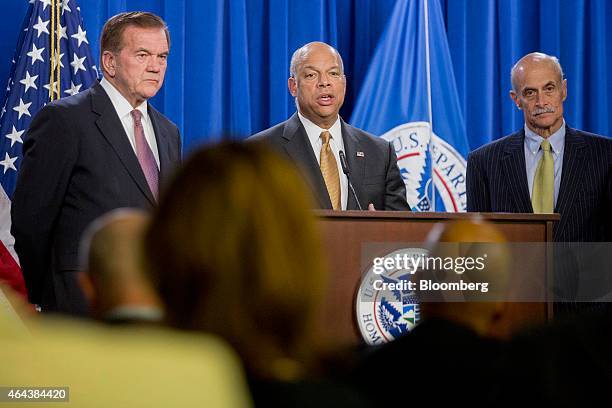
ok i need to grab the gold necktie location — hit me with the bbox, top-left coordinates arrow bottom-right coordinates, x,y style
319,131 -> 341,210
532,139 -> 554,213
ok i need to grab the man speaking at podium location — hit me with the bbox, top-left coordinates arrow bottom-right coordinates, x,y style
251,42 -> 409,211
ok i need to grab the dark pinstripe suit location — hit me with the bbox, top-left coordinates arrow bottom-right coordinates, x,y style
466,126 -> 612,242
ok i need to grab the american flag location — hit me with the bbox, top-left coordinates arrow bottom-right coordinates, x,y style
0,0 -> 97,299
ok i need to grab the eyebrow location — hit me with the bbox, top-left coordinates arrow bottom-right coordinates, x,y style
135,48 -> 169,55
302,64 -> 340,72
522,81 -> 557,91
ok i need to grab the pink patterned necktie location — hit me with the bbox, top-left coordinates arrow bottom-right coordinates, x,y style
131,109 -> 159,200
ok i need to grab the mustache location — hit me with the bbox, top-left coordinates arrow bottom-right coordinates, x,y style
533,106 -> 555,116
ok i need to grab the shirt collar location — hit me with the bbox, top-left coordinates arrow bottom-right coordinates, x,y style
100,77 -> 149,121
297,112 -> 342,144
524,120 -> 565,155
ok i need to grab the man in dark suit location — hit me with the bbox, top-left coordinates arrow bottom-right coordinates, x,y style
11,12 -> 181,315
251,42 -> 409,211
467,52 -> 611,242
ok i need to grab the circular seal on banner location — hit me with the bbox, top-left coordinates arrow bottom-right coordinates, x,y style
382,122 -> 467,212
356,247 -> 429,345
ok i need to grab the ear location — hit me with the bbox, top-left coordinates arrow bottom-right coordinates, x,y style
102,51 -> 117,77
288,76 -> 297,97
509,90 -> 521,110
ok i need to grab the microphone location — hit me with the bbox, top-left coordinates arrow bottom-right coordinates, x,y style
339,150 -> 363,210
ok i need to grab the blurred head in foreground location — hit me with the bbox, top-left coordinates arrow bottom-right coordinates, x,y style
79,209 -> 162,323
145,141 -> 327,380
421,218 -> 511,338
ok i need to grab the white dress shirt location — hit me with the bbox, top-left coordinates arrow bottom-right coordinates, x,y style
298,112 -> 348,210
100,78 -> 160,168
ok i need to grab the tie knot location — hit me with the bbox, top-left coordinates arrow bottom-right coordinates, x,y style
541,139 -> 551,152
131,109 -> 142,123
320,130 -> 331,145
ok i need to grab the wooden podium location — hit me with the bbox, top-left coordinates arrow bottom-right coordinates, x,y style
314,210 -> 559,347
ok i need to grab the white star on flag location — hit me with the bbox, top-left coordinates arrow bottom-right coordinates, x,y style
52,52 -> 65,69
0,153 -> 18,174
5,126 -> 24,147
70,53 -> 86,74
32,17 -> 50,38
27,44 -> 45,65
64,81 -> 82,96
61,0 -> 71,14
19,71 -> 38,93
13,98 -> 32,119
59,25 -> 68,40
40,0 -> 52,10
71,25 -> 88,47
43,82 -> 60,95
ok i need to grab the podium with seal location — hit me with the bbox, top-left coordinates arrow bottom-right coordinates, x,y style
314,210 -> 559,347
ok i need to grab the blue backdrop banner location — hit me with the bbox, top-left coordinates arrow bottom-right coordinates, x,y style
0,0 -> 609,154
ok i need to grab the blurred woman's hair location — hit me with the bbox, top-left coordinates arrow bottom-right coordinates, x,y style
145,141 -> 327,380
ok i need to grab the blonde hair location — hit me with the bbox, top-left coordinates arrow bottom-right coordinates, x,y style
145,142 -> 327,379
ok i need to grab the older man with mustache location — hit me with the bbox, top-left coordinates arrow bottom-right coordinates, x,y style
251,42 -> 409,211
466,52 -> 611,243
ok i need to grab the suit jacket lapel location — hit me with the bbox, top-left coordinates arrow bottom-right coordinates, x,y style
501,130 -> 533,212
148,105 -> 172,185
340,120 -> 365,210
282,113 -> 332,209
555,126 -> 586,216
90,82 -> 156,205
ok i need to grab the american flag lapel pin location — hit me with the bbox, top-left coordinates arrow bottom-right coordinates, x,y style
356,151 -> 365,157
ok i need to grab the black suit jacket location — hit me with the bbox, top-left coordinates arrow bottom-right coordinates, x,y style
353,318 -> 504,406
12,82 -> 181,314
250,113 -> 410,211
501,312 -> 612,406
466,126 -> 612,242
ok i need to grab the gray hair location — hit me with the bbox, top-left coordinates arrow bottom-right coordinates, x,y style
289,42 -> 344,78
511,52 -> 564,92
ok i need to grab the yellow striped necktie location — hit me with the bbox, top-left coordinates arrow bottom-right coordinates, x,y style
532,139 -> 554,213
319,131 -> 341,210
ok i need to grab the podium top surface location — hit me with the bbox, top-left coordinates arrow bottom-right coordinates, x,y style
314,210 -> 560,222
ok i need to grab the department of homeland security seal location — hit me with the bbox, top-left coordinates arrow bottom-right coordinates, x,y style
383,122 -> 467,212
356,247 -> 429,345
